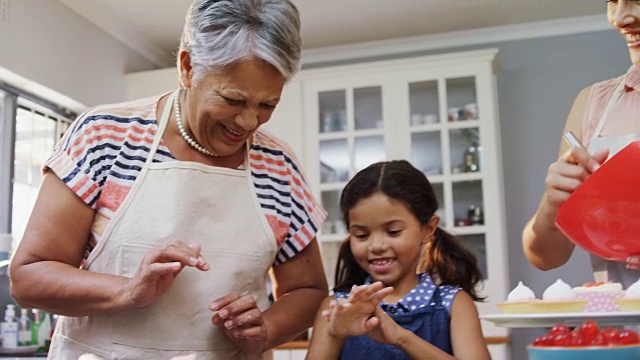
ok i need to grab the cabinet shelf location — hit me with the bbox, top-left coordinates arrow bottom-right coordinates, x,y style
409,119 -> 482,133
445,119 -> 481,129
318,183 -> 347,191
318,130 -> 385,141
450,172 -> 483,182
318,234 -> 348,243
449,225 -> 487,235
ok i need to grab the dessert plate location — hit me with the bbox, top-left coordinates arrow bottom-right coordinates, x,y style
481,311 -> 640,328
555,139 -> 640,261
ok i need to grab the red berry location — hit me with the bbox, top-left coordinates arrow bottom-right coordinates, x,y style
577,320 -> 600,342
600,328 -> 621,345
531,334 -> 549,346
554,333 -> 573,347
532,334 -> 556,347
549,324 -> 571,337
569,331 -> 586,347
532,336 -> 545,346
618,329 -> 640,345
589,334 -> 606,346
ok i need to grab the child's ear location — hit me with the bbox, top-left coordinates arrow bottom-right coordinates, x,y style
422,215 -> 440,244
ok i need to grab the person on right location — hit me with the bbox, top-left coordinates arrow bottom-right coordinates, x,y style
306,160 -> 490,360
522,0 -> 640,286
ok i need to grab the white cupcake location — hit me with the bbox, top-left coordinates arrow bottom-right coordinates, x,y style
542,279 -> 575,301
507,281 -> 536,302
497,281 -> 539,314
614,279 -> 640,312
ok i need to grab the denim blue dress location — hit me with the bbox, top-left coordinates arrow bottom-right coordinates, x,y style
334,273 -> 459,360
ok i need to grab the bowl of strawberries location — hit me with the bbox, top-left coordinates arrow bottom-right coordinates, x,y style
527,320 -> 640,360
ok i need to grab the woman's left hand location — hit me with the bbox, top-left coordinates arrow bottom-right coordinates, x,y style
210,292 -> 268,354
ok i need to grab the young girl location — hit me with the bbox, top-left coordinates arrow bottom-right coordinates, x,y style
307,160 -> 490,360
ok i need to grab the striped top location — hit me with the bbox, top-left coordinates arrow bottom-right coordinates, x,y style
45,94 -> 326,265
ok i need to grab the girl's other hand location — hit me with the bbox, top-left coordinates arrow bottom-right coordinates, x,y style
367,306 -> 405,345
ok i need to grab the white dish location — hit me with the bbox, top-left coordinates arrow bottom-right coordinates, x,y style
0,344 -> 41,354
481,311 -> 640,328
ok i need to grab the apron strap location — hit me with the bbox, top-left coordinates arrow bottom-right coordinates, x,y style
588,76 -> 627,281
590,78 -> 626,145
146,90 -> 179,165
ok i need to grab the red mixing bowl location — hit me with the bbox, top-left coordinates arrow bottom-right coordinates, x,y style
555,139 -> 640,261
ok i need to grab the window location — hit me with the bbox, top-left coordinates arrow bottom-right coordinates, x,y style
0,88 -> 74,255
12,101 -> 71,247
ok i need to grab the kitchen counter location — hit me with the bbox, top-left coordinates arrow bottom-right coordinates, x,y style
0,348 -> 46,358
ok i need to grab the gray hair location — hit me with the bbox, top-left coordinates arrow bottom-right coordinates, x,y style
179,0 -> 301,83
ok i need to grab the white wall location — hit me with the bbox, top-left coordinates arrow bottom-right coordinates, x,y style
125,68 -> 179,101
0,0 -> 157,111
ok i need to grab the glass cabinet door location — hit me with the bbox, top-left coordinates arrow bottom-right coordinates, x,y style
409,80 -> 440,126
319,90 -> 347,134
316,86 -> 385,223
446,77 -> 479,122
407,75 -> 487,278
315,85 -> 385,286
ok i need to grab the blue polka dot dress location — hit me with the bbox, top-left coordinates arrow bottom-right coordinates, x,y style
334,272 -> 460,359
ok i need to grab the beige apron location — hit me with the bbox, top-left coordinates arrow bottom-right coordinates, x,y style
588,78 -> 640,287
48,90 -> 278,359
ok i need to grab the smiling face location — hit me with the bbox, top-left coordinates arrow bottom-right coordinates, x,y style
348,192 -> 438,297
178,53 -> 286,158
608,0 -> 640,64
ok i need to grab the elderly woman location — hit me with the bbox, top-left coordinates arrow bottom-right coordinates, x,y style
9,0 -> 328,358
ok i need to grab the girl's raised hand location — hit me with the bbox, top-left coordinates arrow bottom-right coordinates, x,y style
325,282 -> 393,339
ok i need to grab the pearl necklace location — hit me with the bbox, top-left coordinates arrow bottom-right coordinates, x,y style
173,91 -> 218,157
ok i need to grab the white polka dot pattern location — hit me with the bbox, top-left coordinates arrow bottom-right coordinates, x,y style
574,292 -> 623,312
334,273 -> 461,315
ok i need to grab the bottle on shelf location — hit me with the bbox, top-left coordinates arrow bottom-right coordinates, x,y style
1,304 -> 19,349
18,308 -> 32,346
462,128 -> 483,173
31,309 -> 52,352
468,205 -> 484,225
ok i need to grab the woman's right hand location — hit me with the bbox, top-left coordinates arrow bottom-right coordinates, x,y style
125,241 -> 209,308
543,146 -> 608,209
